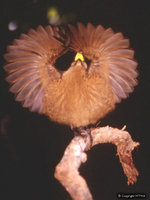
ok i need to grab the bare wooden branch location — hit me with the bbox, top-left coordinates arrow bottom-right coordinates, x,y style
54,126 -> 139,200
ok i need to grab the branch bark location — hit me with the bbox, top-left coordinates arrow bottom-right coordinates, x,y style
54,126 -> 139,200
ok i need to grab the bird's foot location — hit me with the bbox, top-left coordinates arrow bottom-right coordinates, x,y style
72,127 -> 93,148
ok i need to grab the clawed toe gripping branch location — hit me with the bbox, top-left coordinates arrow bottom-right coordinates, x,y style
54,126 -> 139,200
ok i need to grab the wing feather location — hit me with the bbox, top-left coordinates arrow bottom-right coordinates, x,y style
68,22 -> 138,103
4,25 -> 67,113
15,80 -> 40,101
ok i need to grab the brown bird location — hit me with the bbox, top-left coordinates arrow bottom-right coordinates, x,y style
4,22 -> 138,132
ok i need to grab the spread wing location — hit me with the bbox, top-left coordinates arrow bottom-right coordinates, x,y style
4,25 -> 67,113
68,22 -> 138,103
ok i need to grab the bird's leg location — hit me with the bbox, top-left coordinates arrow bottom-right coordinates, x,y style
72,127 -> 81,137
84,127 -> 93,147
72,126 -> 93,147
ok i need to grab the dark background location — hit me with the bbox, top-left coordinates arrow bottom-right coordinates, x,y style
0,0 -> 149,199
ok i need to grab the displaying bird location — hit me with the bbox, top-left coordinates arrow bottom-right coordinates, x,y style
4,22 -> 138,132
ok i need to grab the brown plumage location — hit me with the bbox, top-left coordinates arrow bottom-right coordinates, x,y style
4,22 -> 138,129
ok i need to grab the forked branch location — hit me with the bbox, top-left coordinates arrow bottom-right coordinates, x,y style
55,126 -> 139,200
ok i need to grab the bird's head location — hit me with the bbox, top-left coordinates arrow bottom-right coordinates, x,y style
74,52 -> 84,62
70,52 -> 88,71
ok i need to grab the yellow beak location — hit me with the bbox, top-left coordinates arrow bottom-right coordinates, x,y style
74,53 -> 84,62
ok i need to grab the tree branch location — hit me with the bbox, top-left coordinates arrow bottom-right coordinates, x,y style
54,126 -> 139,200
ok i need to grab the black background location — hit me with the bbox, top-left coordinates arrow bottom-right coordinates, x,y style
0,0 -> 149,199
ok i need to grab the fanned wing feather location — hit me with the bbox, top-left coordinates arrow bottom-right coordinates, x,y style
68,22 -> 138,103
4,25 -> 67,113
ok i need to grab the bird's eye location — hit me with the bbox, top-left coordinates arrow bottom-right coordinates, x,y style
55,51 -> 76,71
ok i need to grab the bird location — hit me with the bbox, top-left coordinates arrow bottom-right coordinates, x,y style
4,22 -> 138,133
